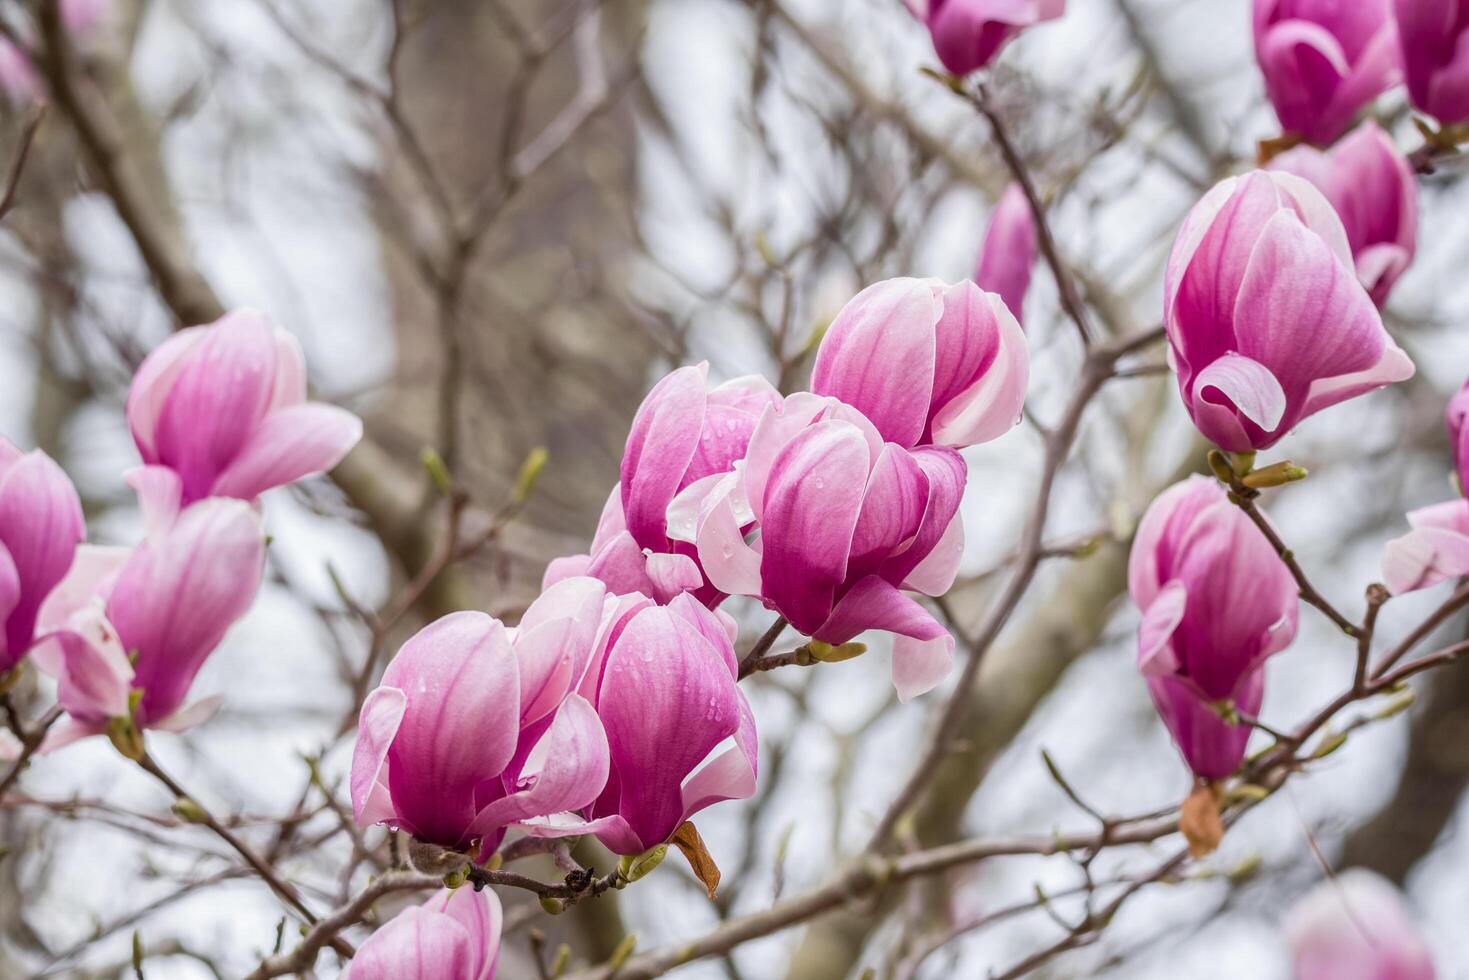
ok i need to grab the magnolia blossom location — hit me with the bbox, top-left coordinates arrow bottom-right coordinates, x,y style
810,277 -> 1028,450
352,580 -> 612,860
1165,170 -> 1413,452
128,309 -> 362,510
1382,377 -> 1469,594
1286,869 -> 1437,980
1130,477 -> 1299,779
544,365 -> 779,605
1271,122 -> 1419,306
1394,0 -> 1469,126
31,499 -> 265,748
1253,0 -> 1400,145
974,184 -> 1038,328
905,0 -> 1066,76
0,438 -> 85,673
347,886 -> 502,980
684,393 -> 965,701
528,594 -> 756,855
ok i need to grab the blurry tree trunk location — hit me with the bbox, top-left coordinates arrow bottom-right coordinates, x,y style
371,0 -> 654,960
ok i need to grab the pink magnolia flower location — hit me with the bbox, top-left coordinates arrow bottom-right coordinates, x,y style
351,579 -> 612,861
528,594 -> 756,856
347,886 -> 502,980
1129,477 -> 1299,779
0,438 -> 85,673
31,498 -> 265,748
1270,122 -> 1418,306
127,309 -> 362,510
974,185 -> 1038,328
1394,0 -> 1469,126
1165,170 -> 1413,452
544,365 -> 780,606
1253,0 -> 1401,145
810,277 -> 1028,450
1382,378 -> 1469,594
1287,869 -> 1437,980
686,393 -> 966,701
906,0 -> 1066,76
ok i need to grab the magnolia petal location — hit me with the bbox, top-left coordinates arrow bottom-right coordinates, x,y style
816,575 -> 954,701
124,466 -> 183,537
1383,526 -> 1469,595
1191,352 -> 1288,432
350,686 -> 407,828
680,688 -> 758,820
621,364 -> 709,550
1137,580 -> 1187,677
208,402 -> 363,500
347,906 -> 472,980
902,511 -> 965,596
694,473 -> 763,598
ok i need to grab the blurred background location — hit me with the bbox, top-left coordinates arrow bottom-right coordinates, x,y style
1,0 -> 1466,976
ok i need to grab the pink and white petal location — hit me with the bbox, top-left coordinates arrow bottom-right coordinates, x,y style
585,531 -> 659,598
209,402 -> 363,499
680,687 -> 758,820
350,686 -> 406,827
1382,527 -> 1469,595
809,278 -> 942,448
621,364 -> 709,549
34,544 -> 127,637
519,812 -> 648,856
742,392 -> 834,522
815,576 -> 954,700
470,695 -> 610,852
541,554 -> 592,591
645,551 -> 703,603
151,694 -> 225,733
891,631 -> 955,703
757,421 -> 869,634
902,511 -> 965,596
667,592 -> 739,676
666,473 -> 726,545
1190,353 -> 1288,433
428,887 -> 503,980
124,466 -> 182,537
930,293 -> 1030,448
39,717 -> 106,754
1406,499 -> 1469,534
267,325 -> 309,411
513,618 -> 578,727
126,327 -> 206,461
694,474 -> 763,598
1137,580 -> 1187,677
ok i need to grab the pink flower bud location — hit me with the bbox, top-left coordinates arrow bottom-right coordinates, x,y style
545,366 -> 780,607
351,593 -> 612,861
1165,171 -> 1413,452
1270,122 -> 1418,306
1394,0 -> 1469,126
811,277 -> 1028,450
348,886 -> 502,980
526,595 -> 755,855
1287,869 -> 1437,980
907,0 -> 1066,76
0,438 -> 85,672
127,310 -> 362,508
689,393 -> 966,701
1129,477 -> 1299,779
974,184 -> 1038,328
31,498 -> 265,747
1253,0 -> 1400,145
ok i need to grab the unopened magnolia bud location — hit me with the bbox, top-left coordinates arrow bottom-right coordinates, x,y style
420,446 -> 454,496
172,798 -> 209,824
1241,461 -> 1308,489
618,844 -> 668,884
513,447 -> 550,505
1207,449 -> 1235,484
106,716 -> 145,761
539,896 -> 566,915
442,864 -> 470,889
806,640 -> 867,664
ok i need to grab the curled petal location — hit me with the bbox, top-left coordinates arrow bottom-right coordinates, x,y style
351,686 -> 406,828
208,402 -> 363,500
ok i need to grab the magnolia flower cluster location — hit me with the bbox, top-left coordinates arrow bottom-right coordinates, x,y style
1255,0 -> 1469,145
0,310 -> 361,754
351,275 -> 1032,868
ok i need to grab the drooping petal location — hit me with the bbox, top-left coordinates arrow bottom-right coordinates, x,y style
1383,524 -> 1469,595
350,686 -> 406,828
208,402 -> 363,500
816,575 -> 954,701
